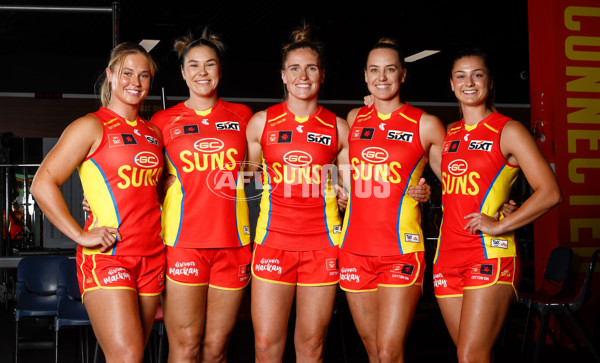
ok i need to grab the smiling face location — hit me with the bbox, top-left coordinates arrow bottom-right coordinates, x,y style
181,45 -> 221,99
364,47 -> 406,102
450,55 -> 493,108
106,53 -> 152,108
281,47 -> 324,101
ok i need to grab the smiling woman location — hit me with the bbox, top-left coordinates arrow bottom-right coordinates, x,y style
30,42 -> 165,363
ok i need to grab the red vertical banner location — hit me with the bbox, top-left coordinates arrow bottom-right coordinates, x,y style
528,0 -> 600,301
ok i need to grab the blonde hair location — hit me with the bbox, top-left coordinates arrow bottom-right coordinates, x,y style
368,37 -> 405,69
174,28 -> 226,66
281,24 -> 324,70
98,42 -> 157,107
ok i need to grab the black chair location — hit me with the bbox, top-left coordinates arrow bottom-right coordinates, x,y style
530,249 -> 600,362
519,246 -> 573,352
14,255 -> 68,362
55,258 -> 94,363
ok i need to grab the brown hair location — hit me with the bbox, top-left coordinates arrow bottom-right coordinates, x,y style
174,28 -> 225,66
368,37 -> 406,69
99,42 -> 157,107
281,24 -> 325,70
451,48 -> 496,111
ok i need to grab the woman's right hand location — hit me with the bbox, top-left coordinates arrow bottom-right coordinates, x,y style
78,223 -> 121,253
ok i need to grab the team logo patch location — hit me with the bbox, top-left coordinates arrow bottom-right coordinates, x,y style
267,131 -> 292,144
361,147 -> 388,163
326,258 -> 338,271
468,140 -> 493,151
475,264 -> 494,275
404,233 -> 420,243
351,127 -> 375,140
447,159 -> 468,176
145,135 -> 159,146
386,130 -> 414,142
443,140 -> 460,154
307,132 -> 332,146
491,239 -> 508,249
283,150 -> 312,166
215,121 -> 240,131
170,124 -> 199,139
108,133 -> 137,147
333,225 -> 342,234
243,225 -> 250,235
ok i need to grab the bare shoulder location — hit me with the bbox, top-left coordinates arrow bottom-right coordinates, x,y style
346,107 -> 360,127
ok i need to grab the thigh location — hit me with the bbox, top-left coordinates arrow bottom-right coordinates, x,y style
204,286 -> 246,343
138,294 -> 161,344
345,290 -> 378,351
251,277 -> 296,340
436,296 -> 463,345
377,285 -> 421,346
457,284 -> 514,353
84,288 -> 145,357
163,278 -> 209,340
294,284 -> 337,341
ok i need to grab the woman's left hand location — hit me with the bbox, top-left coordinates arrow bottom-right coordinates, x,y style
464,212 -> 502,235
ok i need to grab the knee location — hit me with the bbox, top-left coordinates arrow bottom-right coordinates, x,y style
170,331 -> 202,360
103,343 -> 145,363
377,343 -> 403,363
294,334 -> 325,360
201,337 -> 228,363
456,345 -> 489,363
254,333 -> 284,360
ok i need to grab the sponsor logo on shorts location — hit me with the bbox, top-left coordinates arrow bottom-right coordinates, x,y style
433,273 -> 447,288
103,267 -> 132,285
340,267 -> 360,283
501,269 -> 512,278
442,140 -> 460,154
333,225 -> 342,234
491,239 -> 508,249
254,258 -> 282,275
326,258 -> 338,271
215,121 -> 240,131
404,233 -> 420,243
238,264 -> 251,276
307,132 -> 332,146
468,140 -> 493,151
386,130 -> 414,142
470,264 -> 494,281
169,261 -> 199,277
267,130 -> 293,144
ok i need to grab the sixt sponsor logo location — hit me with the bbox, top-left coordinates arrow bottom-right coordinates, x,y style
468,140 -> 493,151
386,130 -> 414,142
215,121 -> 240,131
307,132 -> 332,146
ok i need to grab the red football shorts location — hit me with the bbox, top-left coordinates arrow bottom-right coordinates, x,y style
77,249 -> 165,299
339,250 -> 425,292
251,243 -> 339,286
433,256 -> 520,298
165,245 -> 251,290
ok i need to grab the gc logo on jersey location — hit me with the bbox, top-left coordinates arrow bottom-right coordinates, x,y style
194,138 -> 224,153
386,130 -> 413,142
215,121 -> 240,131
468,140 -> 493,151
283,150 -> 312,166
134,151 -> 160,168
307,132 -> 332,146
447,159 -> 468,176
361,147 -> 388,163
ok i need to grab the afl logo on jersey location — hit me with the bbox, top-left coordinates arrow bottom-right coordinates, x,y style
361,147 -> 388,163
194,138 -> 224,153
448,159 -> 468,176
283,150 -> 312,166
134,151 -> 160,168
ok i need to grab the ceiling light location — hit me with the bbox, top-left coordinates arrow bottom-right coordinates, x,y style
139,39 -> 160,52
405,50 -> 440,63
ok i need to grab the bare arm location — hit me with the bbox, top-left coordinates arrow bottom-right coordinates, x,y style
31,115 -> 121,252
464,120 -> 561,235
335,116 -> 350,212
245,110 -> 267,178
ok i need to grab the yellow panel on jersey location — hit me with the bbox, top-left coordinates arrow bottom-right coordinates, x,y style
160,153 -> 184,247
